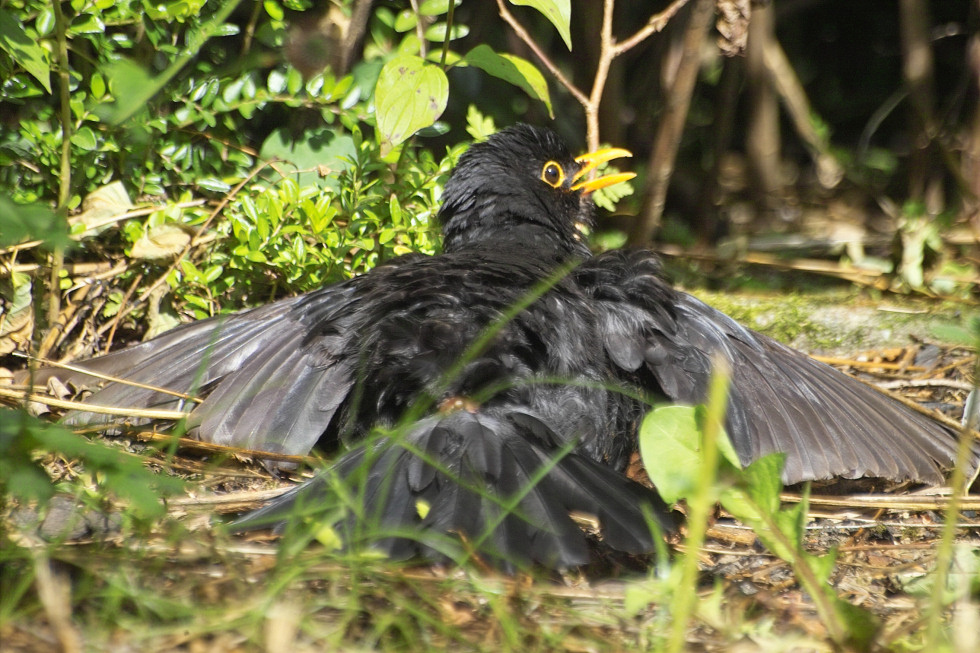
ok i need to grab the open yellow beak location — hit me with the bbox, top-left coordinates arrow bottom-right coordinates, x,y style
571,147 -> 636,194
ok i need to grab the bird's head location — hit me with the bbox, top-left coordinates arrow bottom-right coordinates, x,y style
438,124 -> 635,256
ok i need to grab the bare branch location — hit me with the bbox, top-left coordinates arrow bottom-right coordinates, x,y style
614,0 -> 692,56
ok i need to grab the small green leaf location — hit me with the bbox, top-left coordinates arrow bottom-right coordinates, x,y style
419,0 -> 458,16
70,13 -> 106,34
509,0 -> 571,50
313,523 -> 344,550
245,249 -> 268,263
423,22 -> 469,42
263,0 -> 284,21
374,55 -> 448,155
465,105 -> 497,141
464,45 -> 552,117
203,265 -> 224,283
198,177 -> 232,193
0,9 -> 52,93
70,126 -> 98,151
35,6 -> 55,36
91,72 -> 106,98
394,9 -> 417,32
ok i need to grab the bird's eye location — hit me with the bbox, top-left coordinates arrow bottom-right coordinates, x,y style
540,161 -> 565,188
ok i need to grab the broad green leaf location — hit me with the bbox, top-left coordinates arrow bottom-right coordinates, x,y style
464,45 -> 552,117
374,55 -> 448,155
0,10 -> 52,93
259,127 -> 356,190
638,404 -> 704,505
509,0 -> 571,50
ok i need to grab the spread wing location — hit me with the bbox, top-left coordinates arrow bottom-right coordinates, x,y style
35,284 -> 360,457
579,249 -> 978,485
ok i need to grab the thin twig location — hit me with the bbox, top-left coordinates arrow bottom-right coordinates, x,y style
875,378 -> 975,392
102,272 -> 143,353
0,386 -> 188,420
14,352 -> 201,402
614,0 -> 692,55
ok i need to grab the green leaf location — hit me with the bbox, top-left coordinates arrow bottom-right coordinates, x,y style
465,105 -> 497,141
736,453 -> 785,516
374,55 -> 448,155
70,126 -> 98,151
509,0 -> 572,50
70,13 -> 106,35
423,22 -> 469,42
0,10 -> 52,93
394,10 -> 417,32
259,128 -> 356,191
464,45 -> 552,116
263,0 -> 284,21
0,198 -> 71,249
98,58 -> 155,122
197,177 -> 232,193
638,404 -> 704,505
419,0 -> 459,16
834,600 -> 880,651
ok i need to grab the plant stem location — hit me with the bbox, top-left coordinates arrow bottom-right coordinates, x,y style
924,351 -> 980,648
46,0 -> 73,337
440,0 -> 455,68
666,354 -> 730,653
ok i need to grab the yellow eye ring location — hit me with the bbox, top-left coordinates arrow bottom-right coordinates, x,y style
540,161 -> 565,188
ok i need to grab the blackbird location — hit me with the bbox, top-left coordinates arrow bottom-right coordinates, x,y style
38,124 -> 978,569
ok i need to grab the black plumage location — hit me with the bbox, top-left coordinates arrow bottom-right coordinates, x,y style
38,124 -> 978,569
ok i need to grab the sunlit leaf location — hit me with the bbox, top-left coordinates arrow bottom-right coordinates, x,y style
374,55 -> 448,155
509,0 -> 571,50
70,126 -> 98,151
0,10 -> 52,93
131,223 -> 191,260
463,45 -> 552,117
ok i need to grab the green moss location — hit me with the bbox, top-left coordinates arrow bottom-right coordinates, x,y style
685,287 -> 966,355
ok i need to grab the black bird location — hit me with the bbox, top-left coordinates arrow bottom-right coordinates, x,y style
38,124 -> 977,569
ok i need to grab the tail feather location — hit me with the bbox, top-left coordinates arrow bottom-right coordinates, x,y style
233,406 -> 674,569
